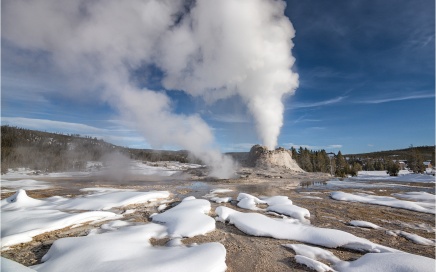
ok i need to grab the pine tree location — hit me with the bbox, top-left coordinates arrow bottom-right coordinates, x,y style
408,148 -> 425,173
386,158 -> 400,176
349,162 -> 362,177
290,147 -> 298,162
335,151 -> 348,177
316,150 -> 330,173
301,148 -> 313,172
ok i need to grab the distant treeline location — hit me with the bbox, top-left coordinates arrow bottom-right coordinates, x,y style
290,145 -> 435,177
1,126 -> 199,174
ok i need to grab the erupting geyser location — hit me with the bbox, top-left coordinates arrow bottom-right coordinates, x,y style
3,0 -> 298,177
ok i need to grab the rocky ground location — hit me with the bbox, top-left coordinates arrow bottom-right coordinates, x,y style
1,166 -> 435,271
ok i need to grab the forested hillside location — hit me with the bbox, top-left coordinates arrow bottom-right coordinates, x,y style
2,126 -> 434,176
1,126 -> 196,174
290,145 -> 435,176
347,146 -> 435,162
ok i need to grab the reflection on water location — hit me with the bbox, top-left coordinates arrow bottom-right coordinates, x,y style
299,181 -> 328,188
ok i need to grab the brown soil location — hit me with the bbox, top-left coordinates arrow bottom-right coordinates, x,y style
1,169 -> 435,271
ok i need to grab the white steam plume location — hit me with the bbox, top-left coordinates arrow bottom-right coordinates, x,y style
2,0 -> 298,177
158,0 -> 299,149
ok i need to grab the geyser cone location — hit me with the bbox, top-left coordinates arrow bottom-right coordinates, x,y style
248,144 -> 303,172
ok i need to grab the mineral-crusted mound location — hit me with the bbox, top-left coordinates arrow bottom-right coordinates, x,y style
248,145 -> 303,172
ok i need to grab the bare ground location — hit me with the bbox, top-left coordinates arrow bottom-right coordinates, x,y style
1,168 -> 435,271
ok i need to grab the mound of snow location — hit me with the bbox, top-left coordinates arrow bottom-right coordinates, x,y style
55,191 -> 170,211
2,257 -> 36,272
152,197 -> 215,238
349,220 -> 381,229
392,192 -> 435,202
1,189 -> 45,210
210,197 -> 232,203
204,189 -> 233,203
215,206 -> 397,252
285,244 -> 435,272
389,230 -> 435,246
1,208 -> 119,249
236,193 -> 310,222
283,244 -> 340,264
331,191 -> 435,214
335,252 -> 435,272
236,193 -> 266,210
32,224 -> 227,272
1,189 -> 171,249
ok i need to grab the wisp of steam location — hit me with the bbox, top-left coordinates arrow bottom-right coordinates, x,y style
3,0 -> 298,178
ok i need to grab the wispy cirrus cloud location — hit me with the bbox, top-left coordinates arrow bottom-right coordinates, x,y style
289,96 -> 347,109
291,115 -> 321,124
358,92 -> 434,104
1,117 -> 106,134
1,117 -> 150,148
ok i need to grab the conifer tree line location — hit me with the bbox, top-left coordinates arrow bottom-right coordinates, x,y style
290,146 -> 433,177
1,126 -> 196,174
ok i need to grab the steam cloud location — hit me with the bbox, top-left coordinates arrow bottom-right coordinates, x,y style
2,0 -> 298,177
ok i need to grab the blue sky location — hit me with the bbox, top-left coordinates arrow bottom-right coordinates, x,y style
2,0 -> 434,154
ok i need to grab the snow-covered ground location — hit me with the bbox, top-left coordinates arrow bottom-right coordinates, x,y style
351,171 -> 435,183
1,178 -> 434,271
331,191 -> 435,214
284,243 -> 435,272
1,161 -> 203,179
216,206 -> 396,253
1,189 -> 170,249
31,224 -> 226,272
1,179 -> 53,192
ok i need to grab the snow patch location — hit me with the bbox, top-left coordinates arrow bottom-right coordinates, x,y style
236,193 -> 310,222
236,193 -> 266,210
215,206 -> 397,252
54,190 -> 171,211
286,244 -> 435,272
295,255 -> 334,272
2,257 -> 36,272
390,230 -> 435,246
349,220 -> 381,229
31,224 -> 227,272
1,179 -> 52,192
204,189 -> 234,203
210,197 -> 232,203
354,171 -> 435,183
335,252 -> 435,272
152,197 -> 215,238
391,191 -> 435,203
1,189 -> 170,249
331,191 -> 435,214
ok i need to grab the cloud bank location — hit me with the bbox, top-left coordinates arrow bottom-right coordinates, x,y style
2,0 -> 298,177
